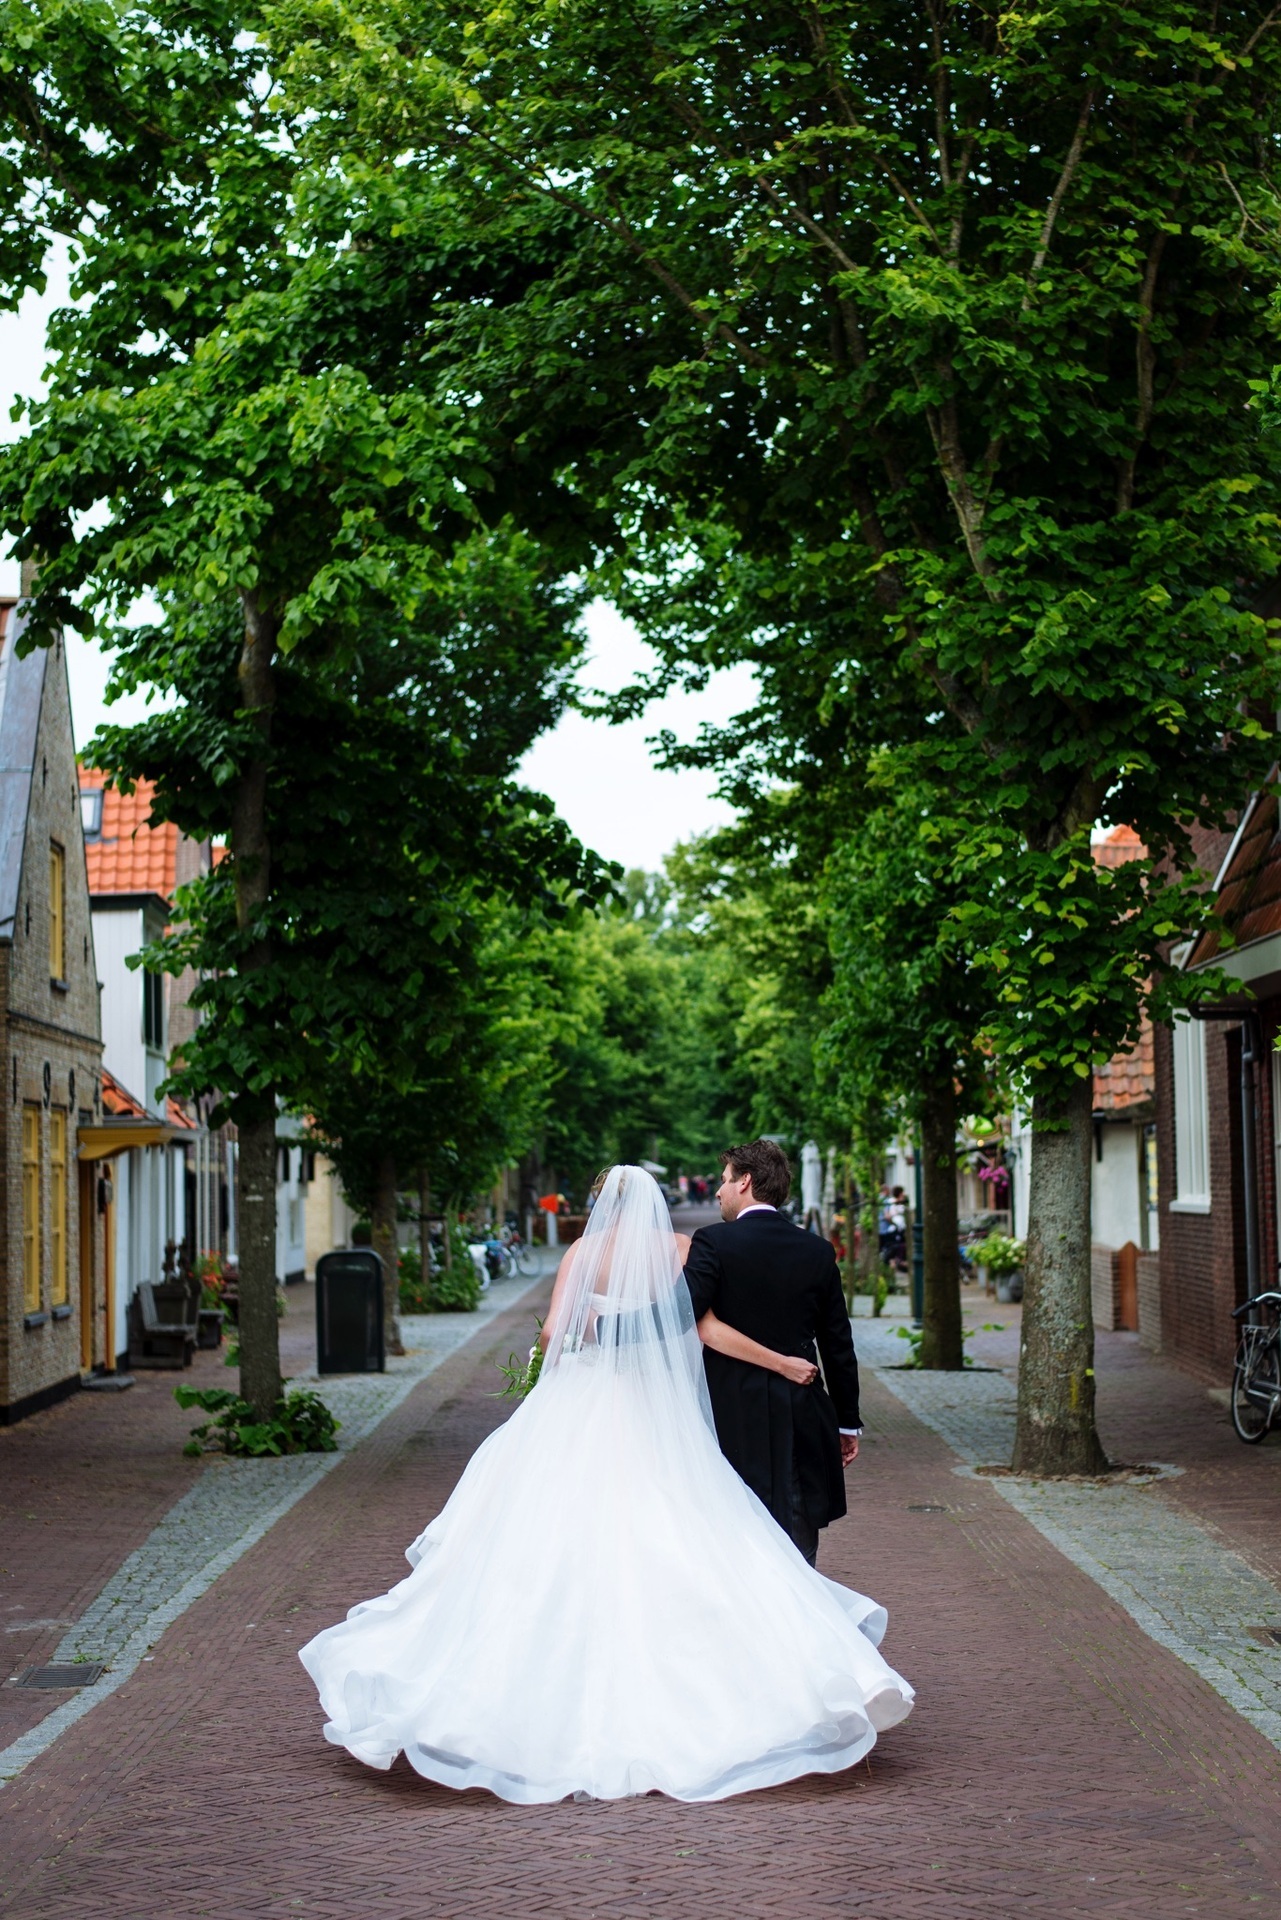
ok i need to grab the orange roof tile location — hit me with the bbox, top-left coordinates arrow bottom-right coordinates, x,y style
101,1066 -> 150,1119
1090,829 -> 1154,1112
1092,824 -> 1146,870
1093,1011 -> 1155,1116
80,768 -> 178,900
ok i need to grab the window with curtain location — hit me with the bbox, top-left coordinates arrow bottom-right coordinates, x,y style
50,1108 -> 68,1308
22,1104 -> 41,1313
48,841 -> 65,980
1171,1013 -> 1211,1210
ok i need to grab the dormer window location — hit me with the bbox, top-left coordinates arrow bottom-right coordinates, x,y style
80,788 -> 103,839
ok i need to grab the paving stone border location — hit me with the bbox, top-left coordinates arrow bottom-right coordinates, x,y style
0,1265 -> 548,1785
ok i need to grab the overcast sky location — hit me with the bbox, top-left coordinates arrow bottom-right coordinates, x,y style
0,250 -> 756,875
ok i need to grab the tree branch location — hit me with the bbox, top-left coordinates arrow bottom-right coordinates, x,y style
1020,87 -> 1096,314
1116,229 -> 1168,514
923,388 -> 1001,599
1239,4 -> 1281,58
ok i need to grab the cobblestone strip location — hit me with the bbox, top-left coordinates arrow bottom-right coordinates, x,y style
0,1267 -> 548,1785
863,1329 -> 1281,1751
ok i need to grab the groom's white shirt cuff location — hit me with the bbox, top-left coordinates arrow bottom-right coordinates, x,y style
730,1206 -> 862,1436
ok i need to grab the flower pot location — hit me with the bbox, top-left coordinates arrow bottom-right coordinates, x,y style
995,1269 -> 1024,1304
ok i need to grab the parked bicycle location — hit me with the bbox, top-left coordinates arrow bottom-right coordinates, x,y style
473,1223 -> 541,1282
1230,1290 -> 1281,1443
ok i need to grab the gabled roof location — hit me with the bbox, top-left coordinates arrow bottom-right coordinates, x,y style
0,600 -> 53,943
1186,779 -> 1281,968
79,767 -> 179,901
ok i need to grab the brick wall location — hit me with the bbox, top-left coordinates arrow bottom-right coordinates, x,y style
1091,1245 -> 1119,1332
1154,1014 -> 1251,1384
1137,1252 -> 1161,1352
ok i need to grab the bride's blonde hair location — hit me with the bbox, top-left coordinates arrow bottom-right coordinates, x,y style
590,1166 -> 626,1201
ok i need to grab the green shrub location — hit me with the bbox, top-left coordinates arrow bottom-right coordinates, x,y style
398,1245 -> 482,1314
970,1233 -> 1026,1277
175,1385 -> 340,1457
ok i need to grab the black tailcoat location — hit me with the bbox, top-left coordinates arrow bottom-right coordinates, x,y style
684,1210 -> 860,1534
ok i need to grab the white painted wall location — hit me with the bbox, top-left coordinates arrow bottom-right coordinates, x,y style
1092,1123 -> 1143,1249
275,1143 -> 309,1283
91,901 -> 167,1109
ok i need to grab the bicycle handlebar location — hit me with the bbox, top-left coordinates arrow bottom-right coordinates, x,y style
1232,1291 -> 1281,1319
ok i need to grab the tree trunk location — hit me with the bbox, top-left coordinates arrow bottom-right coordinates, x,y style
1012,1074 -> 1108,1475
231,591 -> 280,1422
236,1112 -> 281,1419
918,1072 -> 963,1370
372,1151 -> 405,1355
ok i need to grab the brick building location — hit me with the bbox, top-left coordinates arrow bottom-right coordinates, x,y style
80,766 -> 226,1334
1151,807 -> 1276,1383
80,767 -> 310,1292
0,600 -> 107,1423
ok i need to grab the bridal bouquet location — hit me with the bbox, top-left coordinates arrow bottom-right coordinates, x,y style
496,1324 -> 544,1399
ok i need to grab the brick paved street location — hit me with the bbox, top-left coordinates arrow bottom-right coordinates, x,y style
3,1281 -> 1281,1918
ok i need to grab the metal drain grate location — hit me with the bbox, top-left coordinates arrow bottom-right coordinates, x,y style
1246,1626 -> 1281,1651
18,1663 -> 106,1689
906,1504 -> 947,1513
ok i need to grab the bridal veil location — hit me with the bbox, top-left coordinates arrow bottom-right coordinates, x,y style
300,1165 -> 913,1801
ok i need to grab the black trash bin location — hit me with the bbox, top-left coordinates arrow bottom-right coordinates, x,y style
315,1249 -> 385,1375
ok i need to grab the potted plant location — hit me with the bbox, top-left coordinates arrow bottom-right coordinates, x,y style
971,1232 -> 1026,1303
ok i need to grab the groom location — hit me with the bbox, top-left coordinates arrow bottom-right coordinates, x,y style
684,1139 -> 862,1567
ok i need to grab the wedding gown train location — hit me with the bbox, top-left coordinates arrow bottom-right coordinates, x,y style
300,1174 -> 913,1803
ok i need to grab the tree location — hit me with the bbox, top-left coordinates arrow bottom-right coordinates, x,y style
0,17 -> 600,1411
822,787 -> 994,1367
273,0 -> 1281,1468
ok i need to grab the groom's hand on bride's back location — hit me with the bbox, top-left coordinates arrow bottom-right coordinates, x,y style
779,1355 -> 819,1387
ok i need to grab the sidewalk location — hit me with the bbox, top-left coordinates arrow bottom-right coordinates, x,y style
1,1275 -> 1280,1917
0,1265 -> 549,1765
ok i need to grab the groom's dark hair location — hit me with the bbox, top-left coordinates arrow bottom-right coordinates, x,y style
722,1140 -> 791,1208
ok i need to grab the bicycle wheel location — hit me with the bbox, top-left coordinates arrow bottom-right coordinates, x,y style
515,1244 -> 539,1276
1231,1348 -> 1278,1443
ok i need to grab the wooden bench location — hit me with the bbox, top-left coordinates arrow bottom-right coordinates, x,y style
128,1280 -> 198,1370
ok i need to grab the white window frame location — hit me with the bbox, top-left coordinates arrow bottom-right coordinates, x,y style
1170,1013 -> 1211,1213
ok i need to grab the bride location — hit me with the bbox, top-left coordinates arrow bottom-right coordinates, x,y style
299,1165 -> 913,1802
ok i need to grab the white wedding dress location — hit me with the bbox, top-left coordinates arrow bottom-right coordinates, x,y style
299,1168 -> 913,1803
